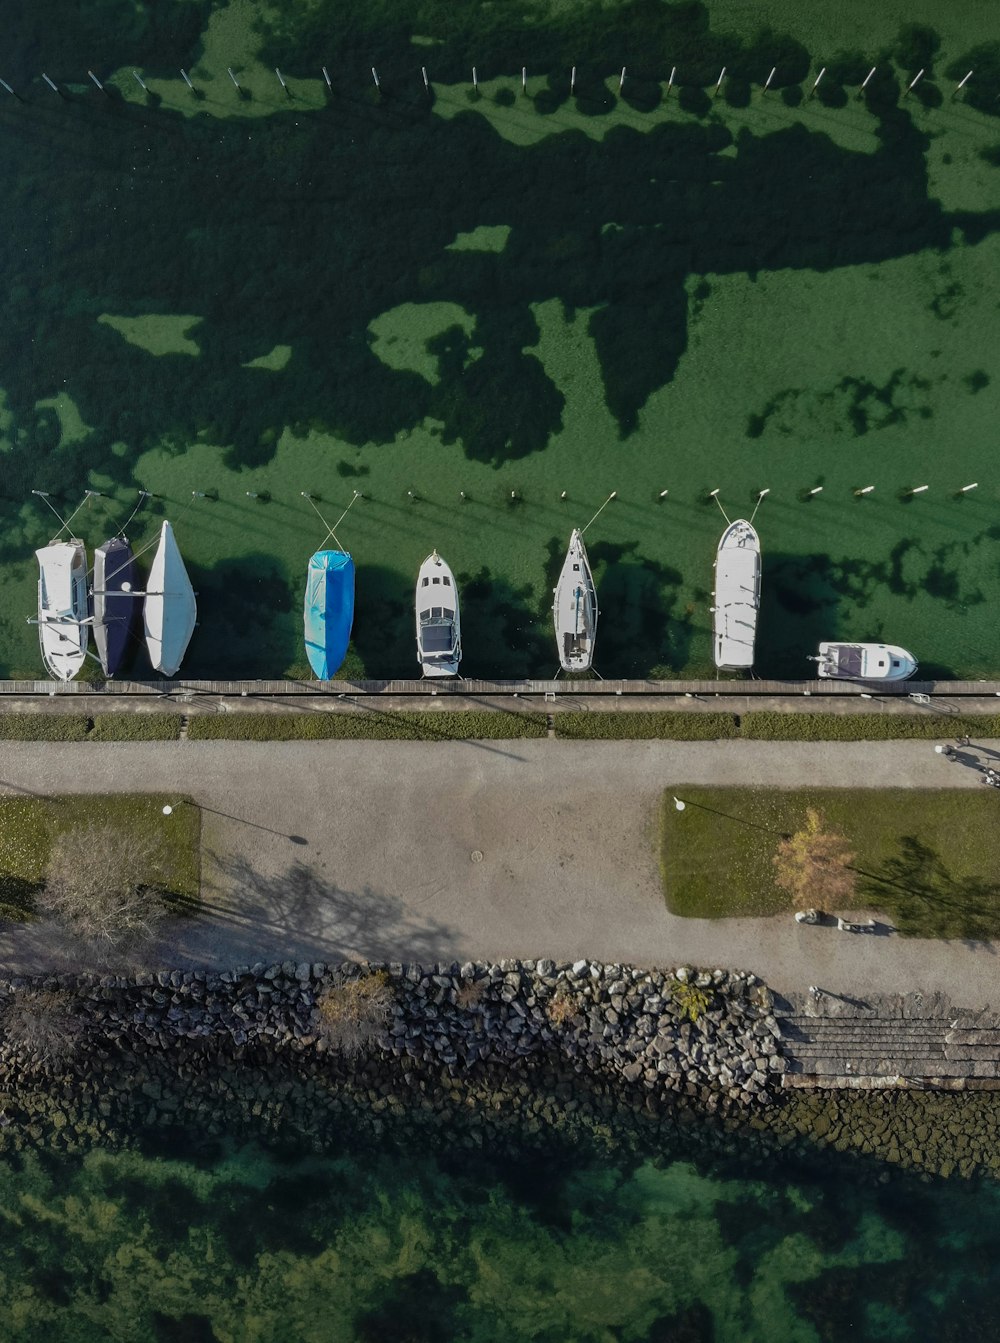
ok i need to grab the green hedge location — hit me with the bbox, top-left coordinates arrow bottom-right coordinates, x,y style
90,714 -> 183,741
0,714 -> 90,740
555,712 -> 738,740
186,711 -> 549,741
741,712 -> 1000,741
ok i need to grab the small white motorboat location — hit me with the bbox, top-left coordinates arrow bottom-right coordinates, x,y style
553,528 -> 598,673
811,643 -> 917,681
712,519 -> 760,671
34,539 -> 90,681
143,521 -> 197,677
415,552 -> 461,677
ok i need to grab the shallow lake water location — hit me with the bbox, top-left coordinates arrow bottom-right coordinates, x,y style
0,1115 -> 998,1342
1,2 -> 999,680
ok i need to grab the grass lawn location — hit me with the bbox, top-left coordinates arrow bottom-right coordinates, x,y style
0,795 -> 201,920
660,788 -> 1000,940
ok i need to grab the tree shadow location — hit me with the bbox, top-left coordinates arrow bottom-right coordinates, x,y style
857,835 -> 1000,942
167,853 -> 459,968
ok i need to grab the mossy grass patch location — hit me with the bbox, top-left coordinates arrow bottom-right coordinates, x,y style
660,787 -> 1000,938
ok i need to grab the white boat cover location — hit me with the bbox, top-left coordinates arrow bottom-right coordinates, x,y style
713,520 -> 760,670
815,642 -> 917,681
35,540 -> 89,681
143,521 -> 197,676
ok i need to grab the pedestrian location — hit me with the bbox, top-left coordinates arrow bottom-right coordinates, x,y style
959,734 -> 972,748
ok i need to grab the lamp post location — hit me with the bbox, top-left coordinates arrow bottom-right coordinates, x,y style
673,796 -> 686,811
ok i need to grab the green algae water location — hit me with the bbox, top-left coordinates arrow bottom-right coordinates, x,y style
2,1 -> 1000,681
2,1122 -> 999,1342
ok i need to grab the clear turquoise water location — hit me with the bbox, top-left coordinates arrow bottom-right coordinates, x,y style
1,1119 -> 999,1341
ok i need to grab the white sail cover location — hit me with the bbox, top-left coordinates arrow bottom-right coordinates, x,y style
143,521 -> 197,676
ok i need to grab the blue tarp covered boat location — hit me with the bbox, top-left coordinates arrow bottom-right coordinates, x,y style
304,550 -> 355,679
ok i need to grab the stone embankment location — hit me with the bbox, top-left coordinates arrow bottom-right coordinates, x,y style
0,960 -> 783,1150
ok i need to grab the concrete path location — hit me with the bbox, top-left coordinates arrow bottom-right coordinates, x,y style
1,738 -> 998,1007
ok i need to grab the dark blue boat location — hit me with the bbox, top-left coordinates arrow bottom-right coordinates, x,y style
92,537 -> 139,676
304,550 -> 355,679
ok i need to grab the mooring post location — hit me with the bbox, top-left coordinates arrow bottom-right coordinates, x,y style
809,67 -> 825,99
762,66 -> 776,96
859,66 -> 876,98
181,69 -> 195,93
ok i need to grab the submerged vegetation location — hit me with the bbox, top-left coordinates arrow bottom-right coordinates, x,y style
0,2 -> 999,680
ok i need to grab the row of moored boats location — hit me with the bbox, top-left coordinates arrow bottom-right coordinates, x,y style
34,524 -> 195,680
32,514 -> 918,683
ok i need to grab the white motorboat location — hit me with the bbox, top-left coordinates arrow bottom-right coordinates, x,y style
553,528 -> 598,673
415,552 -> 461,677
143,521 -> 197,676
812,642 -> 917,681
34,539 -> 90,681
712,519 -> 760,670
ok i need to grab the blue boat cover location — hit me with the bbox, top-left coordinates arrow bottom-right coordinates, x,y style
304,550 -> 355,679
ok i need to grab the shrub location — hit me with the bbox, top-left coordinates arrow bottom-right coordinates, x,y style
36,823 -> 167,965
0,987 -> 82,1063
546,986 -> 578,1027
314,971 -> 393,1056
0,715 -> 89,741
186,711 -> 547,741
741,713 -> 1000,741
90,714 -> 183,741
555,712 -> 737,740
670,980 -> 712,1023
454,978 -> 489,1010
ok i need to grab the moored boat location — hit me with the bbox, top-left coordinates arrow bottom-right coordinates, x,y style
92,537 -> 139,677
812,642 -> 917,681
304,549 -> 355,679
552,528 -> 598,673
34,539 -> 89,681
416,552 -> 461,677
712,519 -> 760,671
143,521 -> 197,676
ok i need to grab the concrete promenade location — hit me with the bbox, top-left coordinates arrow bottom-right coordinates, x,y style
0,738 -> 998,1007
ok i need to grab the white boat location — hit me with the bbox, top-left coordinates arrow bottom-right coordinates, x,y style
415,552 -> 461,677
812,642 -> 917,681
712,519 -> 760,671
34,540 -> 89,681
553,529 -> 598,673
143,521 -> 197,676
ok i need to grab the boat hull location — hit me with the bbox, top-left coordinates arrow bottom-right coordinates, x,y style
713,520 -> 760,671
143,522 -> 197,677
815,643 -> 917,681
93,538 -> 138,677
552,529 -> 598,672
304,550 -> 355,680
416,552 -> 461,677
35,540 -> 89,682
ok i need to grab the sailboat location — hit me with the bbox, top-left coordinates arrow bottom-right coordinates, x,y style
712,519 -> 761,671
811,643 -> 917,681
143,521 -> 197,676
92,536 -> 139,677
415,552 -> 461,677
34,540 -> 90,681
552,529 -> 598,673
305,550 -> 355,680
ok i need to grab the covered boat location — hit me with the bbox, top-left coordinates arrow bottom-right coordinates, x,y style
712,519 -> 760,671
552,528 -> 598,673
143,521 -> 197,676
415,552 -> 461,677
812,642 -> 917,681
304,549 -> 355,679
35,540 -> 89,681
92,537 -> 139,677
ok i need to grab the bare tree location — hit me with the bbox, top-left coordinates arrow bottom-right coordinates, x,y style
773,807 -> 857,909
0,987 -> 82,1064
314,971 -> 393,1056
37,823 -> 167,965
